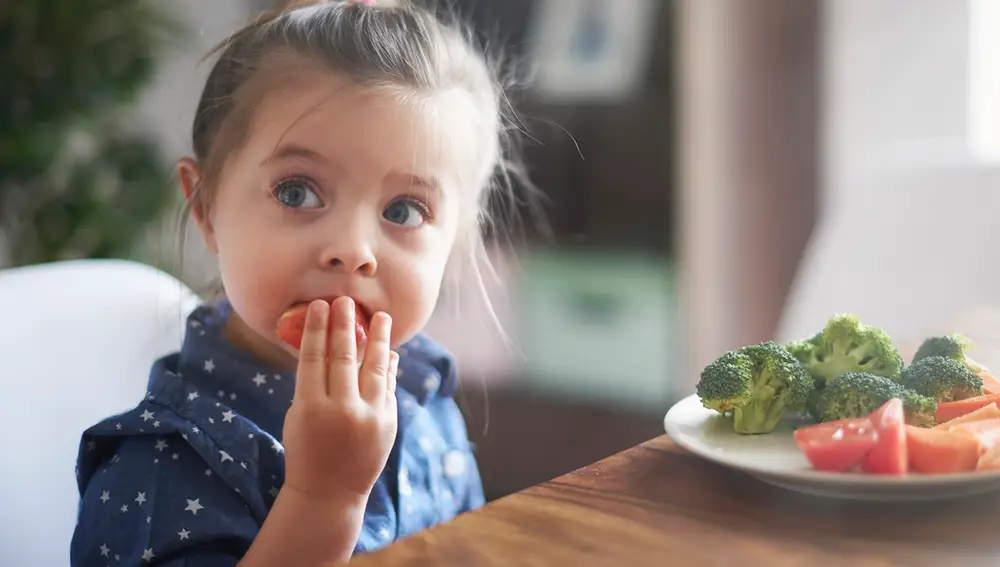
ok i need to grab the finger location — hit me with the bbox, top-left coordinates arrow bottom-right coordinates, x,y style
293,300 -> 330,401
326,296 -> 360,400
386,350 -> 399,398
359,312 -> 392,403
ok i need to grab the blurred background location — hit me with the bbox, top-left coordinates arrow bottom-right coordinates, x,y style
3,0 -> 1000,504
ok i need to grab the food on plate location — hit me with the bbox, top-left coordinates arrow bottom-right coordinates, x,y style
784,313 -> 904,387
934,403 -> 1000,430
912,333 -> 989,375
275,299 -> 369,352
792,397 -> 1000,475
860,398 -> 907,476
812,372 -> 936,427
935,394 -> 1000,424
690,311 -> 1000,478
978,444 -> 1000,470
948,418 -> 1000,452
978,372 -> 1000,395
899,356 -> 984,403
695,342 -> 813,435
905,425 -> 980,474
793,417 -> 878,472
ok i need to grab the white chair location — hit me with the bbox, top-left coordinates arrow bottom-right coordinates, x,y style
0,259 -> 202,567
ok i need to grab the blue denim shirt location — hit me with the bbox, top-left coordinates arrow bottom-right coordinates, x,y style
70,301 -> 485,566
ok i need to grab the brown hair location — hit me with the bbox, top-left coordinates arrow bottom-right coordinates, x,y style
180,0 -> 541,333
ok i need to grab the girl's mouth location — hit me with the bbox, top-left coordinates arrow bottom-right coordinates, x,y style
275,297 -> 370,351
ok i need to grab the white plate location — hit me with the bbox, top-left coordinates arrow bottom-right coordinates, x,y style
663,394 -> 1000,501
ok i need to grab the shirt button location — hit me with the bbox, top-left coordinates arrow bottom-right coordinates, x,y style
443,450 -> 467,478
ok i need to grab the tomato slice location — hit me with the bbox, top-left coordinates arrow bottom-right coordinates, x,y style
793,418 -> 879,472
860,398 -> 908,476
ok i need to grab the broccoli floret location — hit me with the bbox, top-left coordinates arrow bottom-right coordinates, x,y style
900,355 -> 983,403
816,372 -> 936,427
785,314 -> 903,386
913,334 -> 988,374
696,342 -> 813,435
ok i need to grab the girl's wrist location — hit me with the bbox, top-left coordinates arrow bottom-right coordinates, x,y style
277,483 -> 371,522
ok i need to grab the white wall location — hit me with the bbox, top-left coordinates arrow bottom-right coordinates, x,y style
778,0 -> 1000,369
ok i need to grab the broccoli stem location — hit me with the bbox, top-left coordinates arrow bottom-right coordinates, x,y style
732,374 -> 787,434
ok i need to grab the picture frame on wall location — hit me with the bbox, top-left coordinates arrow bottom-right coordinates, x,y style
526,0 -> 659,103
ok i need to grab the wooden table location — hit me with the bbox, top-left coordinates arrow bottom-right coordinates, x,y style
351,435 -> 1000,566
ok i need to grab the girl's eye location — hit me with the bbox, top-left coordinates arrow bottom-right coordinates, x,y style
383,199 -> 429,228
272,178 -> 323,209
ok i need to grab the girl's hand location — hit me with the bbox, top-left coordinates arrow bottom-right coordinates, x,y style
281,297 -> 399,502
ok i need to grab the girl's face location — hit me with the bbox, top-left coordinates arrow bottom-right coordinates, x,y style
180,70 -> 481,369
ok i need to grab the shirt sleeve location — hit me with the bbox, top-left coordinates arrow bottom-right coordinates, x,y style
71,433 -> 259,567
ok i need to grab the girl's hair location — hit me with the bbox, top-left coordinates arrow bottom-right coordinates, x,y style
178,0 -> 542,339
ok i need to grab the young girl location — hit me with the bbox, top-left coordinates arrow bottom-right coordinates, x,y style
71,1 -> 526,565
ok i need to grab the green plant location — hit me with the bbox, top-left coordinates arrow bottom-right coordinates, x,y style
0,1 -> 183,268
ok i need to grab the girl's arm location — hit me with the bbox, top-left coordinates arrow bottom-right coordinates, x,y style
238,487 -> 367,566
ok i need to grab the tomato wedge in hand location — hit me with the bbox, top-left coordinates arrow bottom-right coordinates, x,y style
860,398 -> 908,476
275,299 -> 369,352
794,418 -> 879,472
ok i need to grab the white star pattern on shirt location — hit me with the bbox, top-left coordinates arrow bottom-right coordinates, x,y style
252,373 -> 267,387
205,468 -> 213,476
115,554 -> 120,561
99,543 -> 110,557
423,373 -> 440,392
99,491 -> 110,503
208,417 -> 215,424
178,528 -> 191,540
172,453 -> 180,460
217,390 -> 224,398
219,450 -> 234,463
140,410 -> 154,422
230,392 -> 237,400
188,391 -> 199,402
192,426 -> 200,434
115,422 -> 122,430
154,439 -> 168,452
271,441 -> 284,454
152,420 -> 161,428
141,548 -> 155,562
185,498 -> 204,515
204,359 -> 215,373
269,487 -> 280,498
120,504 -> 128,513
399,468 -> 412,496
221,410 -> 236,423
379,528 -> 391,540
268,388 -> 274,394
274,374 -> 282,381
87,440 -> 96,451
135,492 -> 147,506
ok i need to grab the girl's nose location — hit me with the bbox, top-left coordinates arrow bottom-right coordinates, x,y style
321,241 -> 378,276
320,223 -> 378,276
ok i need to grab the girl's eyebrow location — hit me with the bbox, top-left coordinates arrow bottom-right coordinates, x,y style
389,173 -> 442,199
262,143 -> 327,166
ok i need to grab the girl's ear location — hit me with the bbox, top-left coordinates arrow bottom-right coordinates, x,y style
177,157 -> 218,254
